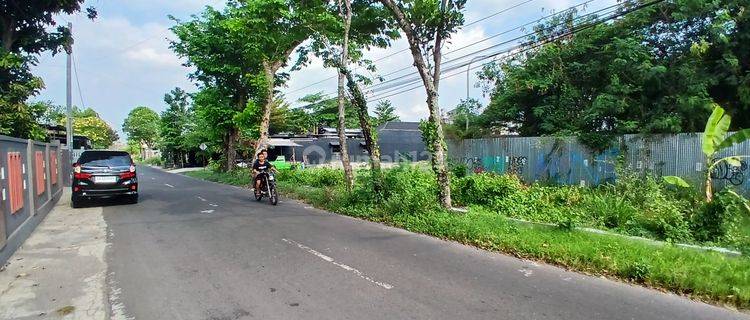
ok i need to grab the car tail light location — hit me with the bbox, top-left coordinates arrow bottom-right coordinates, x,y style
73,164 -> 91,179
74,172 -> 92,179
120,171 -> 136,179
129,185 -> 137,190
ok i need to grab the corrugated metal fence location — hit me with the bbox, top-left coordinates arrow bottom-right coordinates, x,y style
447,133 -> 750,195
0,135 -> 69,265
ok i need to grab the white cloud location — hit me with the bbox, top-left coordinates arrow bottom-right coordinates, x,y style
125,47 -> 181,67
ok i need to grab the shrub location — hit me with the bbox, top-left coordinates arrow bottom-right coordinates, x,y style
448,159 -> 468,179
381,164 -> 439,215
581,191 -> 639,229
452,173 -> 524,207
612,172 -> 693,242
141,156 -> 162,166
691,190 -> 748,246
206,158 -> 222,172
297,168 -> 345,188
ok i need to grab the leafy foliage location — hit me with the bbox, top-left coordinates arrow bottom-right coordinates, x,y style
123,106 -> 160,148
0,1 -> 95,139
373,100 -> 399,126
479,0 -> 750,150
444,98 -> 483,139
665,104 -> 750,204
160,88 -> 191,167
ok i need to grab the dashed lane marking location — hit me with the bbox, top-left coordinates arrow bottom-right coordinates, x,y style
282,238 -> 393,290
164,183 -> 174,188
197,196 -> 207,201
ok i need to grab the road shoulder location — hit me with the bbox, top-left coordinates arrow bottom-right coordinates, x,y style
0,191 -> 109,319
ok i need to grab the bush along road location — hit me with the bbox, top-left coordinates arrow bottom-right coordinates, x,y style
186,165 -> 750,310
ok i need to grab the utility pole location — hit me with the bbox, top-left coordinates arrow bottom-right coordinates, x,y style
65,22 -> 73,158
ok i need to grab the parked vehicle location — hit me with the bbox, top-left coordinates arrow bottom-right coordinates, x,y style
254,171 -> 278,205
71,150 -> 138,208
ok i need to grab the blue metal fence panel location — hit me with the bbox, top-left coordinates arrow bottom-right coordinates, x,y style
448,132 -> 750,195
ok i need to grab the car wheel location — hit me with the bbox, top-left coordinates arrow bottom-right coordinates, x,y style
126,194 -> 138,204
269,188 -> 278,206
71,195 -> 83,208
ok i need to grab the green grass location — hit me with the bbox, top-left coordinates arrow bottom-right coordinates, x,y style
185,168 -> 252,186
186,168 -> 750,309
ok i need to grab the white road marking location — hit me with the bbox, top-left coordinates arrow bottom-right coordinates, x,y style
209,203 -> 218,207
200,210 -> 214,214
197,196 -> 207,202
164,183 -> 174,188
282,238 -> 393,290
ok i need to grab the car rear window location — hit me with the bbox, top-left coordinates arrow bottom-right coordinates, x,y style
78,151 -> 132,167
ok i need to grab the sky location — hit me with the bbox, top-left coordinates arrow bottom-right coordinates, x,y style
31,0 -> 617,140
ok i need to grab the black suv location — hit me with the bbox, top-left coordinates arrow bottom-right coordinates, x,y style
72,150 -> 138,207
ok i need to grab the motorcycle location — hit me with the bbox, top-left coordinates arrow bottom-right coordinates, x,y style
255,171 -> 278,205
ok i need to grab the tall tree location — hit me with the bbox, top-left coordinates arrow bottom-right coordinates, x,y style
0,1 -> 95,139
306,0 -> 398,194
50,106 -> 118,149
336,0 -> 355,191
161,88 -> 191,167
123,106 -> 160,151
170,5 -> 263,169
378,0 -> 466,208
478,0 -> 749,149
373,100 -> 399,126
230,0 -> 335,158
0,1 -> 95,52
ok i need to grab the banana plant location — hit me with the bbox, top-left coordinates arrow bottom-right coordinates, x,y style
664,104 -> 750,207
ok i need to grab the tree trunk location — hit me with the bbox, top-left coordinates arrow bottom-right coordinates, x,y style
225,127 -> 238,171
345,70 -> 383,195
705,173 -> 713,202
256,63 -> 276,158
255,41 -> 302,158
336,0 -> 354,192
379,0 -> 452,208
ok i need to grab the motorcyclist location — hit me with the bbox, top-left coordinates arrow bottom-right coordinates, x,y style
252,150 -> 277,197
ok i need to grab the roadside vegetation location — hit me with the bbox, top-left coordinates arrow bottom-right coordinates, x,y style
186,164 -> 750,308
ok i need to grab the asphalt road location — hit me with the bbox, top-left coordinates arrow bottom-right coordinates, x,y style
101,166 -> 748,320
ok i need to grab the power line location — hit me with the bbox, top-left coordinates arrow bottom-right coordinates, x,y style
291,0 -> 614,106
365,0 -> 665,103
72,52 -> 86,108
464,0 -> 535,27
366,0 -> 617,95
284,0 -> 536,96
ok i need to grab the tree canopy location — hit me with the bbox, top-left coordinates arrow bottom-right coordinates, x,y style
373,100 -> 399,126
0,1 -> 96,140
478,0 -> 749,149
123,106 -> 160,148
160,88 -> 191,166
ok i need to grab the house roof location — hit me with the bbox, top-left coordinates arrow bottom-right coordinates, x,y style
266,138 -> 302,147
320,127 -> 362,134
377,121 -> 420,131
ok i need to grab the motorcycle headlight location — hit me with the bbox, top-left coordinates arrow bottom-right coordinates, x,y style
268,175 -> 275,181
